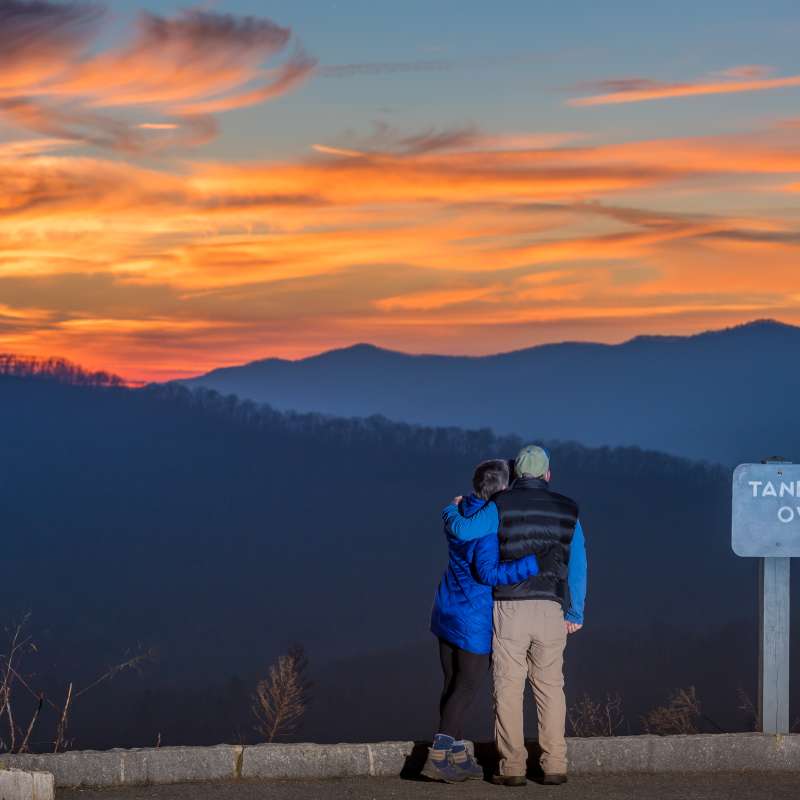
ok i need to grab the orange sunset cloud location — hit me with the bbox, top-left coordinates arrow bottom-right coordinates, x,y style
569,65 -> 800,106
0,3 -> 315,152
2,117 -> 800,380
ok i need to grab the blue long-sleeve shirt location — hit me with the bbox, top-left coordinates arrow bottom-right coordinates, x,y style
471,529 -> 540,586
442,502 -> 588,625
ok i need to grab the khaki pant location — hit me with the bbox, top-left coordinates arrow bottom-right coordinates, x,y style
492,599 -> 568,776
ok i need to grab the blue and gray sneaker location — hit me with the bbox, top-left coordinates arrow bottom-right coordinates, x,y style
420,734 -> 468,783
450,741 -> 483,780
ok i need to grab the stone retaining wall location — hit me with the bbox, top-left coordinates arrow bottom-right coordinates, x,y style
1,734 -> 798,789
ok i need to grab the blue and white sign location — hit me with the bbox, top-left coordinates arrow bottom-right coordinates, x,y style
732,463 -> 800,557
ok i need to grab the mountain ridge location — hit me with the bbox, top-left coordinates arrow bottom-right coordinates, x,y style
179,318 -> 800,465
189,318 -> 796,374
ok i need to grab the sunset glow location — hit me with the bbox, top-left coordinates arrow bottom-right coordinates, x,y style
2,1 -> 799,381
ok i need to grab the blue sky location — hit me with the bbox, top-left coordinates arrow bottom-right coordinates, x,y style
105,0 -> 800,157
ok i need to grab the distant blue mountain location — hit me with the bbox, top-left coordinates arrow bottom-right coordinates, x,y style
180,320 -> 800,466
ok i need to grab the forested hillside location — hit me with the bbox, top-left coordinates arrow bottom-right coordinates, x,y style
2,367 -> 793,749
183,319 -> 800,465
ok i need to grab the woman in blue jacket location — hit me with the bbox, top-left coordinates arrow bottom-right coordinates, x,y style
423,459 -> 539,783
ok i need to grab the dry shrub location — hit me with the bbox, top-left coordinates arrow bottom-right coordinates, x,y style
252,645 -> 312,742
1,616 -> 151,753
736,687 -> 757,731
642,686 -> 702,735
568,691 -> 625,737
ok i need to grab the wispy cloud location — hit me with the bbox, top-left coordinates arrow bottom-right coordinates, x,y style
318,59 -> 452,78
313,124 -> 583,156
317,52 -> 541,79
0,3 -> 315,152
375,286 -> 498,311
569,65 -> 800,106
0,94 -> 219,151
0,1 -> 103,88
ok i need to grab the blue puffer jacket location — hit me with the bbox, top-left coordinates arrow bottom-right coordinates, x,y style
430,494 -> 540,655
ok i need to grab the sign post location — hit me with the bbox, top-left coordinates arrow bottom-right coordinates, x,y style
758,557 -> 790,733
732,459 -> 797,735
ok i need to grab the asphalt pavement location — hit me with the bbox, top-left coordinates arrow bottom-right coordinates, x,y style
61,773 -> 800,800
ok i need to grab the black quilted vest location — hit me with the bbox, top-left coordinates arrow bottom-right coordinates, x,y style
493,477 -> 579,607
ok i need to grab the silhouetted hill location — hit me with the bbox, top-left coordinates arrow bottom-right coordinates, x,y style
1,370 -> 795,749
181,319 -> 800,465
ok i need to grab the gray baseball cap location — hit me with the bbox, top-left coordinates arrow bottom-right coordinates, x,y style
515,444 -> 550,478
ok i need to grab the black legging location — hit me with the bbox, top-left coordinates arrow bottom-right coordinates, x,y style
438,638 -> 490,740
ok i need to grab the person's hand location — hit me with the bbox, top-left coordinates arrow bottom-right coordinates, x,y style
566,621 -> 583,635
451,495 -> 463,506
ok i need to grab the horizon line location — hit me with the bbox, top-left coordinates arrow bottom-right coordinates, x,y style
3,317 -> 794,387
181,316 -> 794,379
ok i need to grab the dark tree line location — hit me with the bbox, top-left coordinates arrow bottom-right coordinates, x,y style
146,382 -> 729,487
0,355 -> 124,388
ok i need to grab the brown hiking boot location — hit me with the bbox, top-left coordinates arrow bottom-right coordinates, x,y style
543,773 -> 568,785
449,747 -> 483,780
491,774 -> 527,786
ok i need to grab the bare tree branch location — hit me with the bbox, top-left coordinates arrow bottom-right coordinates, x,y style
53,682 -> 73,753
74,652 -> 153,701
5,694 -> 16,753
18,693 -> 44,754
252,645 -> 312,743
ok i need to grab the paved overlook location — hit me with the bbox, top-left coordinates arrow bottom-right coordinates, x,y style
61,774 -> 800,800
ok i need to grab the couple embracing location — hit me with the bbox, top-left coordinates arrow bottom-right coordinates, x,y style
423,445 -> 588,787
